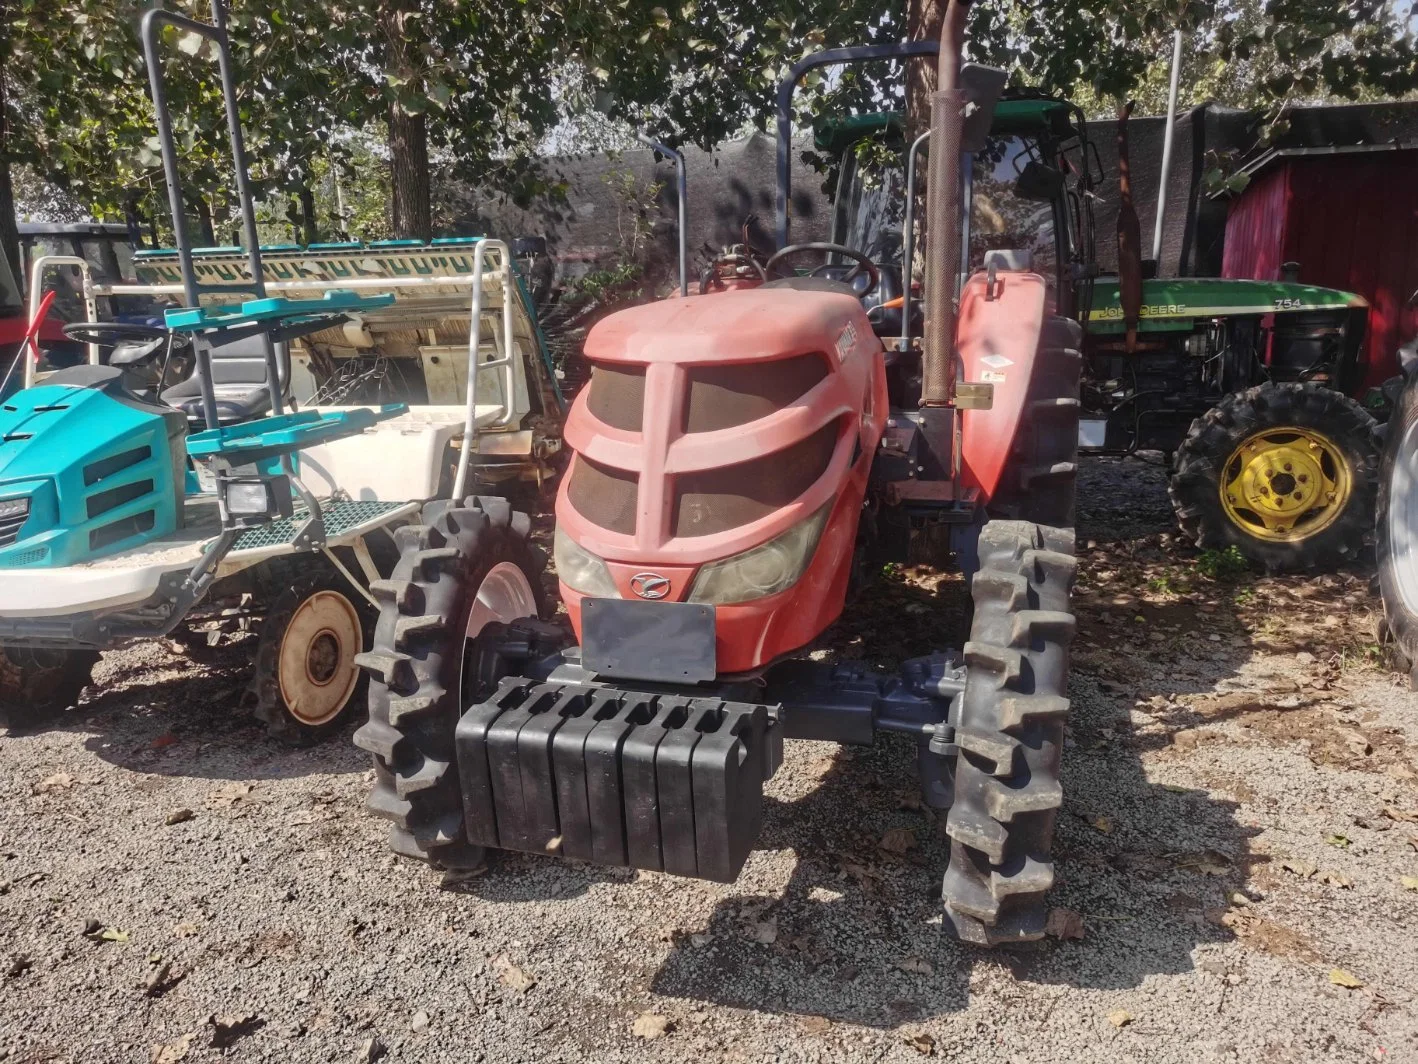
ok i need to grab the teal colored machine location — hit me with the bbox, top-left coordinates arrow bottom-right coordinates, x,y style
0,2 -> 545,743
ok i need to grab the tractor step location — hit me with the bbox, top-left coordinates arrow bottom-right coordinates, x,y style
454,678 -> 783,883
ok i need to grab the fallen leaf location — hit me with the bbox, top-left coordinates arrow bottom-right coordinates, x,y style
1176,850 -> 1232,876
165,809 -> 194,826
896,792 -> 924,811
1044,908 -> 1085,941
1280,858 -> 1319,879
1092,815 -> 1115,834
1161,784 -> 1190,793
898,955 -> 933,976
1318,870 -> 1353,889
903,1031 -> 936,1055
1401,876 -> 1418,892
207,783 -> 255,808
879,827 -> 918,855
150,1033 -> 193,1064
1326,833 -> 1351,849
689,932 -> 712,947
207,1013 -> 262,1049
800,1015 -> 831,1035
1382,806 -> 1418,824
357,1036 -> 386,1063
172,921 -> 200,938
1329,968 -> 1364,989
84,923 -> 128,943
32,772 -> 74,794
492,954 -> 535,992
632,1012 -> 672,1040
1108,1009 -> 1134,1028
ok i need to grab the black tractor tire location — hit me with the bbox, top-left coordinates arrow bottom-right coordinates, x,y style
1377,370 -> 1418,677
354,496 -> 550,869
247,577 -> 373,746
943,520 -> 1076,945
0,648 -> 100,732
1171,382 -> 1379,572
988,316 -> 1084,529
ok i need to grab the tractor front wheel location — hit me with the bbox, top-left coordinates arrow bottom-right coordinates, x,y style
0,647 -> 100,732
943,520 -> 1075,945
354,497 -> 551,870
1171,382 -> 1378,572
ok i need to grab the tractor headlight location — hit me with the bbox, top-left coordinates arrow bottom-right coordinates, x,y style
555,529 -> 620,598
688,504 -> 831,606
0,497 -> 29,521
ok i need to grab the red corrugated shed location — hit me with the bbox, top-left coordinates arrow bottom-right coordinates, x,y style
1223,149 -> 1418,391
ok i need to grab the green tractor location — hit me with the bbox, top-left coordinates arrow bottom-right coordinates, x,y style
824,104 -> 1379,572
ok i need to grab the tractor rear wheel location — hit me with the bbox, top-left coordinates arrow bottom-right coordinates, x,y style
1377,371 -> 1418,676
943,520 -> 1075,945
0,647 -> 100,732
1171,383 -> 1378,572
354,496 -> 551,869
248,578 -> 372,745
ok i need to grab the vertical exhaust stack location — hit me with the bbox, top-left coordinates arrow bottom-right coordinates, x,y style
920,0 -> 973,409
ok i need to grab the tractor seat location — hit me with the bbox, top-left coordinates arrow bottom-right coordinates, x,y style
160,333 -> 290,424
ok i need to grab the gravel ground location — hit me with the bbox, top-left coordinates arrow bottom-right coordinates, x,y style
2,457 -> 1417,1064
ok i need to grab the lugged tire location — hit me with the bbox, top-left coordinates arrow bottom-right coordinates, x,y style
0,648 -> 100,732
1378,370 -> 1418,675
1170,382 -> 1379,572
989,316 -> 1084,528
943,520 -> 1076,945
353,497 -> 549,868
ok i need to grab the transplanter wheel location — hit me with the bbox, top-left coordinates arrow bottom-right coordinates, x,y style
249,580 -> 370,745
353,496 -> 554,870
0,647 -> 100,732
1378,370 -> 1418,678
1171,382 -> 1379,572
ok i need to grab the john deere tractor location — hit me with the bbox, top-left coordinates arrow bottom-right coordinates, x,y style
357,2 -> 1087,944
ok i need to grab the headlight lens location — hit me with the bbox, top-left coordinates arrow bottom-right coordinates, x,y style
554,529 -> 620,598
688,504 -> 831,605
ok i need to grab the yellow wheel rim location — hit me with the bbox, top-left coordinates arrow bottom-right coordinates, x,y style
1220,427 -> 1353,543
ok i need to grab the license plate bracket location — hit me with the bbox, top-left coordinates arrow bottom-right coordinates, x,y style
581,598 -> 716,684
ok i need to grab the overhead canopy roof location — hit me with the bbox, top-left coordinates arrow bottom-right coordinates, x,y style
813,98 -> 1076,158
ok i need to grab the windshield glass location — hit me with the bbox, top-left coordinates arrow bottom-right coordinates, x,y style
833,134 -> 1060,285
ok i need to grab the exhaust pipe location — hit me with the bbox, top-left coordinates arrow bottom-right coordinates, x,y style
920,0 -> 973,408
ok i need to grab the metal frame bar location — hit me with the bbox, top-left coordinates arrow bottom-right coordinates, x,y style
24,255 -> 99,388
900,130 -> 931,350
91,272 -> 510,298
775,40 -> 940,248
141,1 -> 282,431
636,134 -> 689,297
451,239 -> 517,499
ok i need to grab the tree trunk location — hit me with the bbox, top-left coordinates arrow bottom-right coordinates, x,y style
194,195 -> 216,246
388,103 -> 430,240
906,0 -> 946,138
298,183 -> 319,246
0,66 -> 22,299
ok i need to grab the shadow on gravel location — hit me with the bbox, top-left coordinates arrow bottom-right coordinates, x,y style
21,636 -> 369,783
649,457 -> 1262,1026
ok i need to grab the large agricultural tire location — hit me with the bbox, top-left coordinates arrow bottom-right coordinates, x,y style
0,648 -> 100,732
988,316 -> 1084,529
354,496 -> 550,869
1377,370 -> 1418,676
1170,382 -> 1379,572
247,578 -> 372,746
943,520 -> 1076,945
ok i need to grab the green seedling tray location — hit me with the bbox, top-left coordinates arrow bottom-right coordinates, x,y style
186,404 -> 407,465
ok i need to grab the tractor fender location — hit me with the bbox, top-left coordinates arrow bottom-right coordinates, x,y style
956,270 -> 1048,506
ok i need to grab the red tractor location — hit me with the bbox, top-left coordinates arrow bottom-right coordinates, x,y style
356,0 -> 1087,945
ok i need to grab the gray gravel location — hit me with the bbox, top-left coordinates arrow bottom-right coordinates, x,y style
2,457 -> 1417,1063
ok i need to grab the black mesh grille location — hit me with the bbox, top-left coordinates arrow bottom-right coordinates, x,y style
567,456 -> 639,535
586,364 -> 646,432
84,446 -> 151,487
683,354 -> 829,434
89,510 -> 156,551
673,420 -> 840,538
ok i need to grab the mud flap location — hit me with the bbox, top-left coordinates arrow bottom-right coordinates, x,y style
455,678 -> 783,882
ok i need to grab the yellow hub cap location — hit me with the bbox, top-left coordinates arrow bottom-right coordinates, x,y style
277,590 -> 363,727
1220,427 -> 1352,543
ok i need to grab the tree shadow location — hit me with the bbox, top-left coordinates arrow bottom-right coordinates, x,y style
647,456 -> 1264,1025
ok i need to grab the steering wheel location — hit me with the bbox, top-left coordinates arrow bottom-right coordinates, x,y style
62,322 -> 171,348
764,242 -> 880,297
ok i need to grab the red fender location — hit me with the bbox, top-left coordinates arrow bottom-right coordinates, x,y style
956,269 -> 1047,505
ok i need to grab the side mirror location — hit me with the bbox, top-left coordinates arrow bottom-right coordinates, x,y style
1015,160 -> 1065,202
960,64 -> 1008,153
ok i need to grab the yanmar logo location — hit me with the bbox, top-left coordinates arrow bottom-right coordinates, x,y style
630,573 -> 671,600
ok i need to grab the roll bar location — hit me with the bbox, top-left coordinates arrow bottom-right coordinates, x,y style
636,135 -> 689,297
24,256 -> 98,389
774,41 -> 940,248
